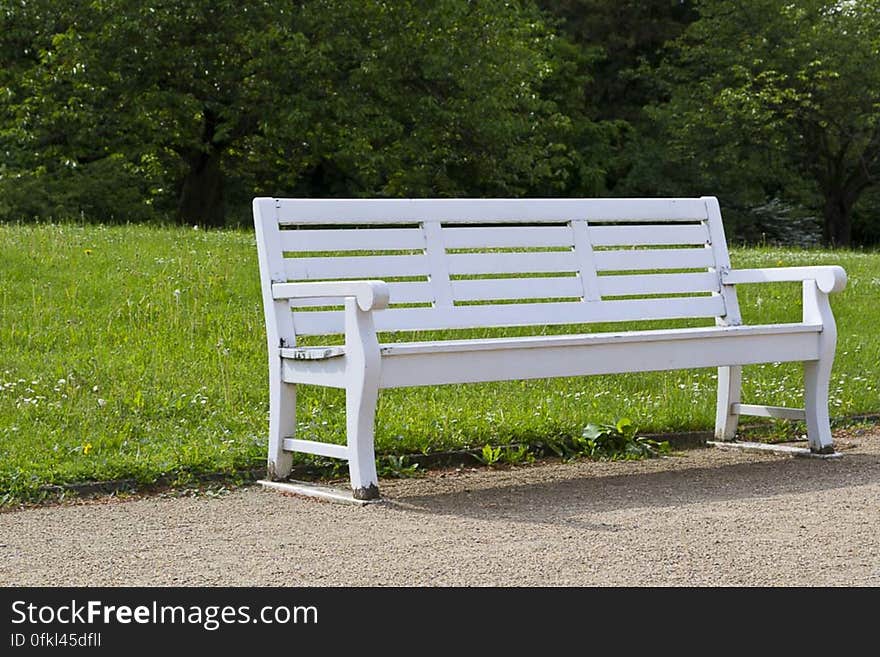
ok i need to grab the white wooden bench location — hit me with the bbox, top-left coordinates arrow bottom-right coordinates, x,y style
253,197 -> 847,500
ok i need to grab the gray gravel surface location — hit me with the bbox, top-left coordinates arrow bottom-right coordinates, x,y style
2,430 -> 878,586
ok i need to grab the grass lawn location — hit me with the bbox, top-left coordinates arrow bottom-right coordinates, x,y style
1,222 -> 878,503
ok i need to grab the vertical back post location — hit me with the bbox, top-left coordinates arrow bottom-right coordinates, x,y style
703,196 -> 743,441
253,198 -> 296,348
423,220 -> 454,309
253,198 -> 296,479
703,196 -> 742,326
570,219 -> 601,301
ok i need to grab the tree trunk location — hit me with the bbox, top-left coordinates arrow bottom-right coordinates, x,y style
822,193 -> 852,248
177,148 -> 225,227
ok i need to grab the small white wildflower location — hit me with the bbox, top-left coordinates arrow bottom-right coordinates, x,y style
173,288 -> 181,300
97,398 -> 107,407
92,385 -> 99,392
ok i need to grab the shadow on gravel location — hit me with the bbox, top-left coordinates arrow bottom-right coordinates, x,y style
384,451 -> 880,526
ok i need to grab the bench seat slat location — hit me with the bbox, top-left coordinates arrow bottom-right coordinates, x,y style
279,323 -> 822,360
279,323 -> 822,359
378,327 -> 822,388
377,322 -> 822,356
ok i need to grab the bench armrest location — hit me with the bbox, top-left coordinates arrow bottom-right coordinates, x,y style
721,266 -> 847,294
271,280 -> 391,311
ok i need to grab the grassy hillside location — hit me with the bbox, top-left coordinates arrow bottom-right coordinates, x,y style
1,223 -> 878,502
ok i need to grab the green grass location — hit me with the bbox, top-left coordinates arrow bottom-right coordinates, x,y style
1,223 -> 878,503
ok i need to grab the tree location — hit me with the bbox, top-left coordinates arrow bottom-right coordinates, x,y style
0,1 -> 155,222
535,1 -> 699,196
654,0 -> 880,246
1,1 -> 317,225
537,0 -> 697,123
1,0 -> 608,226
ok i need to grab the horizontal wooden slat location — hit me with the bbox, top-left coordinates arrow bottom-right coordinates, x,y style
442,225 -> 573,249
380,323 -> 822,355
286,274 -> 720,302
598,272 -> 720,297
589,224 -> 710,246
282,438 -> 349,460
279,227 -> 425,252
447,251 -> 578,275
290,281 -> 432,307
451,276 -> 583,301
733,403 -> 807,420
284,254 -> 428,280
379,330 -> 820,388
281,356 -> 347,387
291,296 -> 726,335
266,197 -> 710,225
594,248 -> 715,272
280,346 -> 345,360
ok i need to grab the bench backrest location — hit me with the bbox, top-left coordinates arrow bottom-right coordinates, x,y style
253,197 -> 742,340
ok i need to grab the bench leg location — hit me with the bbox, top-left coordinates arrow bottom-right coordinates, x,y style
804,360 -> 835,454
346,381 -> 380,500
714,365 -> 741,441
267,373 -> 295,480
802,280 -> 837,454
344,297 -> 381,500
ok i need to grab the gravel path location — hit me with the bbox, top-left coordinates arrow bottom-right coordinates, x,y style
2,429 -> 878,586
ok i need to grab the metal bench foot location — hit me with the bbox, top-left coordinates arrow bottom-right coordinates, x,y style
258,480 -> 381,506
707,440 -> 842,459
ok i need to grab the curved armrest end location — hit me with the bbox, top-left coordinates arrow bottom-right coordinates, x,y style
817,265 -> 847,294
357,280 -> 391,311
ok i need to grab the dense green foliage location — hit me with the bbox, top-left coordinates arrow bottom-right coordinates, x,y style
649,0 -> 880,246
1,0 -> 878,242
0,0 -> 605,226
1,223 -> 878,502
